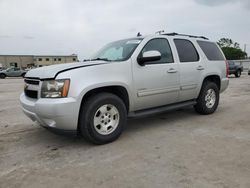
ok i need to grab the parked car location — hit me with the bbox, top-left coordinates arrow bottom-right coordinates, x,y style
20,33 -> 229,144
0,67 -> 27,79
228,61 -> 243,78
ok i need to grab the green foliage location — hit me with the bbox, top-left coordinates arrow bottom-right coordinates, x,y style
218,38 -> 247,60
221,47 -> 247,60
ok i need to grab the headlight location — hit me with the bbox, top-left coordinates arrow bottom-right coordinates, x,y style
41,79 -> 70,98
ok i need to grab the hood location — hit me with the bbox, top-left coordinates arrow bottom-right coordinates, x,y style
25,61 -> 106,79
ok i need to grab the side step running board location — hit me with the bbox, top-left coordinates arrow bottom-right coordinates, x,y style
128,100 -> 197,119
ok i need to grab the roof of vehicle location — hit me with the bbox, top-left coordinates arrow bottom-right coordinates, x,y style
134,32 -> 210,42
161,32 -> 209,40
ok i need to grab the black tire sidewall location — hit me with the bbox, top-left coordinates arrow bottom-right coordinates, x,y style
0,74 -> 6,79
195,82 -> 219,114
80,93 -> 127,144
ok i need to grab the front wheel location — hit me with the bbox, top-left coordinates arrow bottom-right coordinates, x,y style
79,93 -> 127,144
194,81 -> 219,115
0,74 -> 6,79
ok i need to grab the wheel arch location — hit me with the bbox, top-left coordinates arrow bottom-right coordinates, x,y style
80,85 -> 130,111
0,73 -> 6,77
77,85 -> 130,134
201,74 -> 221,91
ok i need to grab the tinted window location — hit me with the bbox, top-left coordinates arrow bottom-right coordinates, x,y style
174,39 -> 199,62
197,41 -> 224,61
140,38 -> 174,64
14,68 -> 20,71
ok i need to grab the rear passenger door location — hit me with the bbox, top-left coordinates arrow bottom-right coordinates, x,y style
6,68 -> 15,77
174,39 -> 204,102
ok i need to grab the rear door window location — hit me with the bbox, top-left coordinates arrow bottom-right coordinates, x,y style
174,39 -> 199,62
197,41 -> 224,61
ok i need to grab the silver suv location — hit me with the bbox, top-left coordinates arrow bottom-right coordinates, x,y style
20,33 -> 229,144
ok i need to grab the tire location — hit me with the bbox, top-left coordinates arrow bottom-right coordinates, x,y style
194,81 -> 219,115
79,93 -> 127,145
0,73 -> 6,79
235,70 -> 241,78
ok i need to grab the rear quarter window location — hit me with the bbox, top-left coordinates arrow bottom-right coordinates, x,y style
197,41 -> 225,61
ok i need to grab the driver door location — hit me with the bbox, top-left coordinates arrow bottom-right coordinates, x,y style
132,38 -> 180,111
6,68 -> 15,76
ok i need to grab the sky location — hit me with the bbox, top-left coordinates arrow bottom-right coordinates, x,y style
0,0 -> 249,60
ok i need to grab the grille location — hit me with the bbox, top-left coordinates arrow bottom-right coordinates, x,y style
24,78 -> 40,99
24,79 -> 40,85
24,89 -> 38,99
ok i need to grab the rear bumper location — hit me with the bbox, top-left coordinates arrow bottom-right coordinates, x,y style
229,70 -> 236,74
20,93 -> 79,131
220,78 -> 229,93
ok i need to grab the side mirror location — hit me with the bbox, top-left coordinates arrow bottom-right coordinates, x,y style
137,50 -> 161,66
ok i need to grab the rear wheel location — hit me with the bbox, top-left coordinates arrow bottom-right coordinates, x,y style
194,81 -> 219,115
235,70 -> 241,78
79,93 -> 127,144
0,74 -> 6,79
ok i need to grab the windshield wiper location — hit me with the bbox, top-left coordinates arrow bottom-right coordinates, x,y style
84,58 -> 112,62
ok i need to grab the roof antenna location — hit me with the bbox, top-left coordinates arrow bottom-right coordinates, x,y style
137,32 -> 142,37
155,30 -> 164,34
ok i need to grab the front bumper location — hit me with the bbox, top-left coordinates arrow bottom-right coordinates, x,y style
20,93 -> 79,131
220,78 -> 229,93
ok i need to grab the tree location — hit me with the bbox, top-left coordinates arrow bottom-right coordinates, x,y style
217,38 -> 247,60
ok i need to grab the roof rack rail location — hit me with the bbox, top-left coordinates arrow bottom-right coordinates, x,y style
163,32 -> 209,40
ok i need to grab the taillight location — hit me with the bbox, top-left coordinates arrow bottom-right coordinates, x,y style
225,60 -> 229,78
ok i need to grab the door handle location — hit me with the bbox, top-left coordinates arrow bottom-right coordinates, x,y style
197,65 -> 204,70
167,68 -> 178,73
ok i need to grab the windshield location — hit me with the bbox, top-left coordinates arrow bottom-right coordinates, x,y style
91,38 -> 143,62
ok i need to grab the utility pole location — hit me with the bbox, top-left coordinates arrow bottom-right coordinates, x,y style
19,56 -> 22,68
244,44 -> 247,52
243,44 -> 247,59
